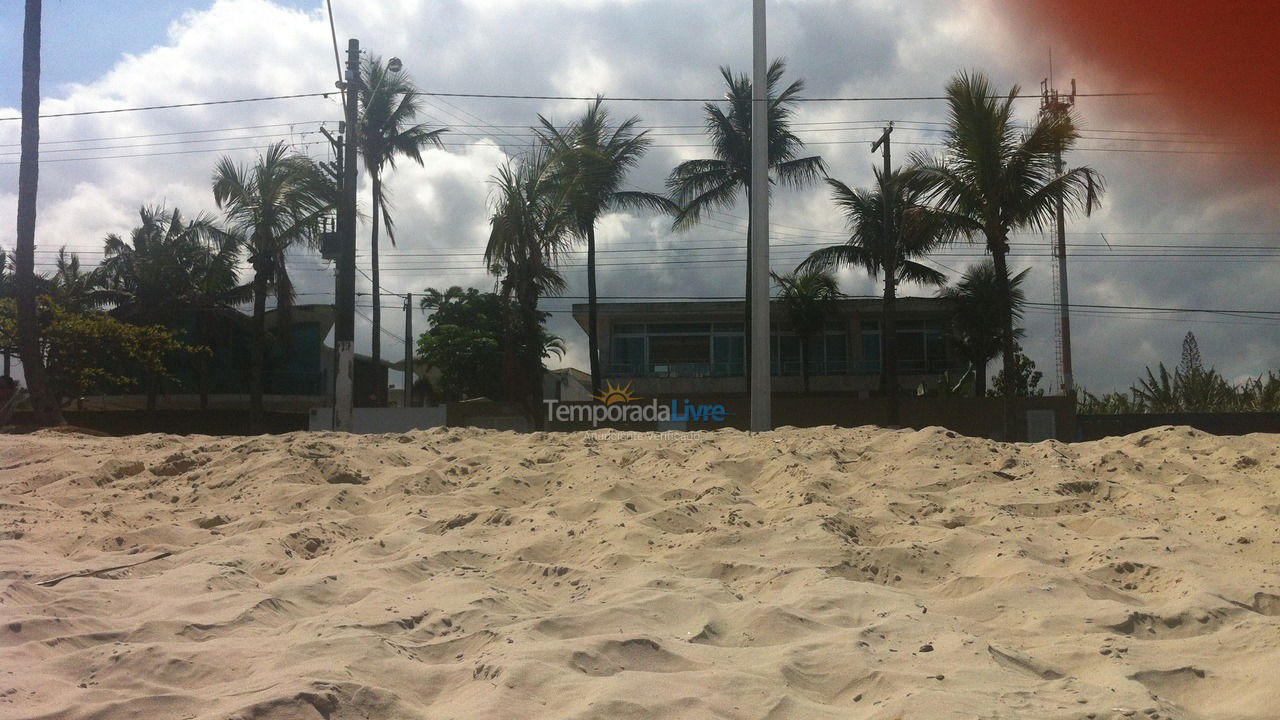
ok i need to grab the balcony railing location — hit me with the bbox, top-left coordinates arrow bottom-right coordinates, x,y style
607,360 -> 854,378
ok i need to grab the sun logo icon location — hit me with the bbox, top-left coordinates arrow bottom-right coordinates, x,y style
593,380 -> 641,406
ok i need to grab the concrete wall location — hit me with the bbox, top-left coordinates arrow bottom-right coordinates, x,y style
8,409 -> 309,436
308,406 -> 447,433
1078,412 -> 1280,440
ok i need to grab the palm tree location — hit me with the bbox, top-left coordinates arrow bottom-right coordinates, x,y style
13,0 -> 63,426
537,97 -> 674,394
485,148 -> 573,426
771,268 -> 841,393
937,259 -> 1028,397
358,56 -> 448,405
666,59 -> 826,377
800,168 -> 956,422
46,248 -> 108,313
213,142 -> 333,429
914,71 -> 1103,439
100,206 -> 249,410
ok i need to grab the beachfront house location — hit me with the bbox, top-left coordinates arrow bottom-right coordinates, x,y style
572,297 -> 960,397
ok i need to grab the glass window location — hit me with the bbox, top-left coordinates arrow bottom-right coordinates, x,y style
712,335 -> 744,376
824,332 -> 848,373
897,329 -> 927,373
647,322 -> 710,334
861,323 -> 881,371
775,335 -> 802,375
649,334 -> 710,364
610,336 -> 645,375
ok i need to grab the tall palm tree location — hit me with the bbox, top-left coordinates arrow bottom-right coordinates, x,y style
359,56 -> 448,405
770,268 -> 841,393
213,142 -> 333,429
485,148 -> 573,427
800,168 -> 955,422
937,259 -> 1028,397
100,206 -> 248,410
914,71 -> 1103,439
538,97 -> 674,394
13,0 -> 63,425
666,59 -> 826,377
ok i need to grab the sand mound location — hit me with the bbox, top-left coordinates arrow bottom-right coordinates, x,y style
2,425 -> 1279,719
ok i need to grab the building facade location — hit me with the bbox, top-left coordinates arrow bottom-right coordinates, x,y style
571,297 -> 960,396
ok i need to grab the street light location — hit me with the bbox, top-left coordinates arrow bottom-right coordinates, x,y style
387,57 -> 402,73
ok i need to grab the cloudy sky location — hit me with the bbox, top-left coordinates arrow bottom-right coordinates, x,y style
2,0 -> 1277,394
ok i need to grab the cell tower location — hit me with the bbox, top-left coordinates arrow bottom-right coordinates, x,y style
1041,76 -> 1076,397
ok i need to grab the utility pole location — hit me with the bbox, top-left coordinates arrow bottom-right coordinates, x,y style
403,292 -> 413,408
1041,77 -> 1075,397
871,123 -> 899,427
748,0 -> 771,432
333,38 -> 360,431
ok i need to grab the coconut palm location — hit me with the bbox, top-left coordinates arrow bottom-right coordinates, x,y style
485,148 -> 573,426
914,71 -> 1103,439
213,142 -> 333,428
358,56 -> 448,405
44,248 -> 109,313
537,97 -> 675,394
666,59 -> 826,377
937,259 -> 1029,397
101,206 -> 250,410
14,0 -> 63,425
771,268 -> 842,393
800,168 -> 956,422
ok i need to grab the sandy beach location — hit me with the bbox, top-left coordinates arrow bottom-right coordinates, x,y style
2,426 -> 1278,719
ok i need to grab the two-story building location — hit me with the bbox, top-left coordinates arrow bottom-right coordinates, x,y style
571,297 -> 960,397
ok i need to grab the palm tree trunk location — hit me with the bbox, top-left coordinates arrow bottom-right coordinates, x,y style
973,357 -> 987,397
14,0 -> 62,427
523,297 -> 545,431
990,242 -> 1019,440
586,224 -> 601,395
250,269 -> 267,432
800,335 -> 809,393
370,173 -> 384,406
882,269 -> 900,426
197,314 -> 210,412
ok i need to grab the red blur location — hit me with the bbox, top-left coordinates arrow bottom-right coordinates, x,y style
1005,0 -> 1278,137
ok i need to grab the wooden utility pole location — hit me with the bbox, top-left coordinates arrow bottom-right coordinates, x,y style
871,123 -> 899,427
748,0 -> 771,432
403,292 -> 413,408
333,38 -> 360,431
14,0 -> 63,427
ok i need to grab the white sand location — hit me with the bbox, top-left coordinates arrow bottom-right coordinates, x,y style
1,425 -> 1278,719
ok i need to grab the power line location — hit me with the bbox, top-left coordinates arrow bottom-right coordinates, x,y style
0,87 -> 1158,124
407,89 -> 1155,103
0,92 -> 333,122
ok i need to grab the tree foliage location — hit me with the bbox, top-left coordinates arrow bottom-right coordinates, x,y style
938,259 -> 1029,396
416,287 -> 563,402
0,298 -> 195,403
1079,332 -> 1279,414
771,268 -> 842,392
988,343 -> 1044,398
